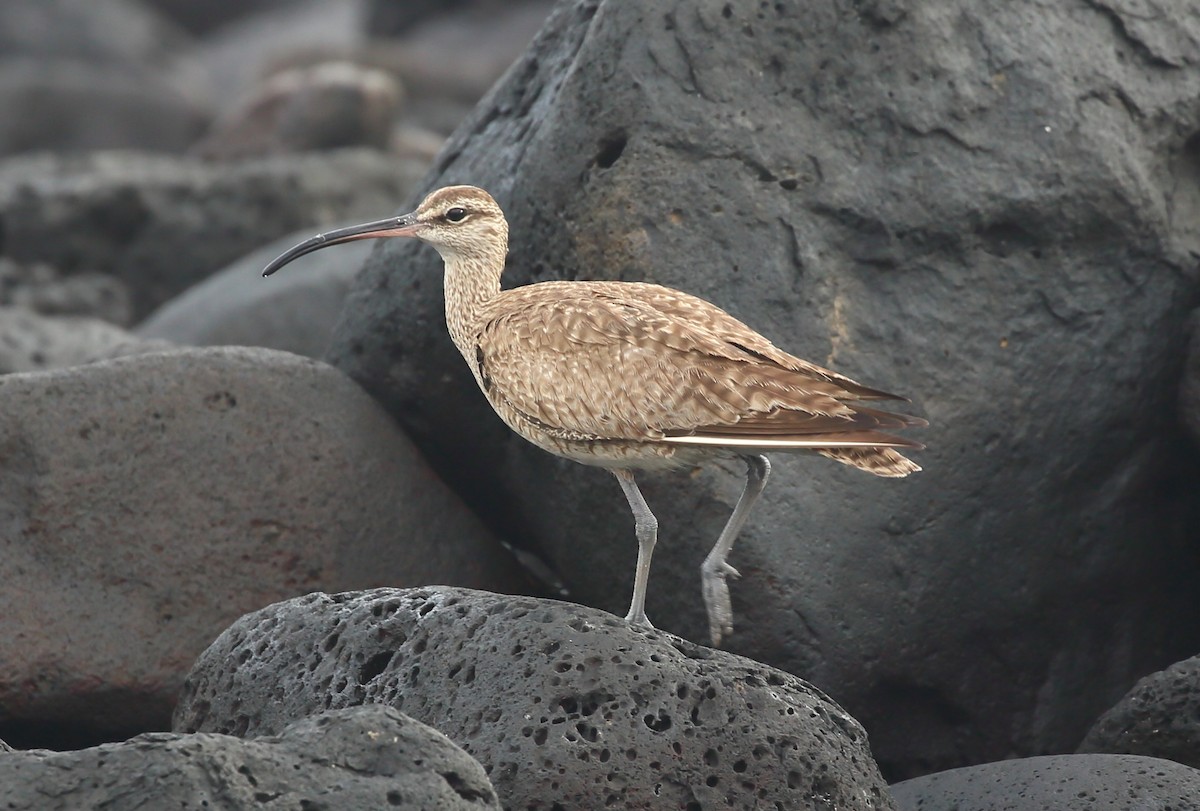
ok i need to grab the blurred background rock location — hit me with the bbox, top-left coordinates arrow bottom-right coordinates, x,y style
0,0 -> 552,754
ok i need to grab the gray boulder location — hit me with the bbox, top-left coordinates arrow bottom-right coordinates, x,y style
0,149 -> 425,319
137,226 -> 369,358
890,754 -> 1200,811
0,59 -> 209,158
0,0 -> 210,158
0,258 -> 133,325
1078,654 -> 1200,769
0,0 -> 191,66
0,347 -> 527,747
0,705 -> 500,811
0,307 -> 169,374
175,587 -> 896,811
324,0 -> 1200,777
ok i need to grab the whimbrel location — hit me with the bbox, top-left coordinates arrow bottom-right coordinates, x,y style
263,186 -> 924,645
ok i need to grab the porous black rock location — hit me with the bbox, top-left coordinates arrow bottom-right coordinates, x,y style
890,754 -> 1200,811
175,587 -> 896,811
1078,654 -> 1200,769
325,0 -> 1200,777
0,705 -> 500,811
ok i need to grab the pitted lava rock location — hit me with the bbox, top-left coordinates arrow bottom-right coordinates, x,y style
1078,654 -> 1200,769
890,754 -> 1200,811
175,587 -> 895,810
0,705 -> 499,811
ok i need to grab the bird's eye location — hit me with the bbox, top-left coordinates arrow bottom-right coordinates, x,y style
445,207 -> 468,222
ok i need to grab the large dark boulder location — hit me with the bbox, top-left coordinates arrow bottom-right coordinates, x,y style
890,754 -> 1200,811
325,0 -> 1200,778
0,149 -> 425,319
0,705 -> 500,811
175,587 -> 897,811
0,347 -> 526,749
1078,653 -> 1200,769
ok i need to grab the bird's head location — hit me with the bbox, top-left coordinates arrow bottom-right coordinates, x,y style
262,184 -> 508,276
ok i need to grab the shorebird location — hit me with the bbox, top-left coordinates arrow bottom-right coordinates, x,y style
263,185 -> 924,646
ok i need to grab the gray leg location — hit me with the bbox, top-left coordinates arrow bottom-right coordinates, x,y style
613,468 -> 658,628
702,454 -> 771,646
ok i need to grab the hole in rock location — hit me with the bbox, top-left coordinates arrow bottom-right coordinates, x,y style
643,711 -> 672,732
358,651 -> 394,684
593,132 -> 628,169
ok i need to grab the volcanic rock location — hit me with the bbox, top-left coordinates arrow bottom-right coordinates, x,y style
1078,653 -> 1200,769
0,347 -> 525,748
325,0 -> 1200,777
175,587 -> 896,811
0,149 -> 424,318
890,754 -> 1200,811
0,705 -> 500,811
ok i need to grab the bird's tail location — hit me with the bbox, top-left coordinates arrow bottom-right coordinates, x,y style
817,447 -> 921,477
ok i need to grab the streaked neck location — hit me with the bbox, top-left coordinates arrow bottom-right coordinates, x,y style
441,249 -> 504,361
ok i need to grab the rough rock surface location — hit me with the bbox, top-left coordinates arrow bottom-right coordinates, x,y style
890,754 -> 1200,811
0,149 -> 425,318
176,587 -> 896,811
137,226 -> 368,358
0,259 -> 134,325
1182,309 -> 1200,447
0,307 -> 169,374
0,347 -> 527,748
1078,654 -> 1200,769
0,705 -> 500,811
325,0 -> 1200,777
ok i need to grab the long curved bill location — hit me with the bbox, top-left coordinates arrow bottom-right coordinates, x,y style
261,211 -> 425,277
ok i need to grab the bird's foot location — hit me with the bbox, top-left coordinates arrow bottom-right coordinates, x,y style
701,559 -> 739,647
624,607 -> 655,631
